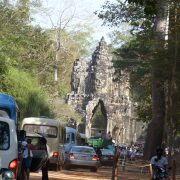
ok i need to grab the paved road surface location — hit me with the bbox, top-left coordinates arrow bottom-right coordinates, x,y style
30,166 -> 112,180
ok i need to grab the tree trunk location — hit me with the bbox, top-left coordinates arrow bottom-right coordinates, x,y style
143,0 -> 168,160
166,1 -> 180,164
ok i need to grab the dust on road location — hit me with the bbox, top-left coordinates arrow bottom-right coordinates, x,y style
30,166 -> 112,180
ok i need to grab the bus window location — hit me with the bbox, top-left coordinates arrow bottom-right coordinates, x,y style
0,110 -> 9,118
71,133 -> 75,143
66,133 -> 70,143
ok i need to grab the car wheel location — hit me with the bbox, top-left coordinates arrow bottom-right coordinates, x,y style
90,167 -> 97,172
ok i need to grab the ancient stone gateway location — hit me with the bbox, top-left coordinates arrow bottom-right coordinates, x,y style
67,37 -> 144,144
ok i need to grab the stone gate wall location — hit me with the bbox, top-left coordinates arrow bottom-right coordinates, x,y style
67,37 -> 144,144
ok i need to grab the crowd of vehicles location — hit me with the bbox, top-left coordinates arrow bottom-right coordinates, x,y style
21,117 -> 85,171
0,92 -> 115,179
0,93 -> 49,180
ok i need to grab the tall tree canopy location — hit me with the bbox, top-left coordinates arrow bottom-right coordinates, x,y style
0,0 -> 94,124
97,0 -> 180,159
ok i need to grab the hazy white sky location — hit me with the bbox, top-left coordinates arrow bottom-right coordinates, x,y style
32,0 -> 117,43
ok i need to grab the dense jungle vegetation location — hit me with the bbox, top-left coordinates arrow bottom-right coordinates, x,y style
0,0 -> 92,123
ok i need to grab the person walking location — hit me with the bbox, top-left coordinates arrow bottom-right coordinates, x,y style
22,139 -> 33,180
41,137 -> 50,180
105,131 -> 112,140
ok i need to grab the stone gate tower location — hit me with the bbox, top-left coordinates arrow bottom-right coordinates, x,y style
67,37 -> 143,144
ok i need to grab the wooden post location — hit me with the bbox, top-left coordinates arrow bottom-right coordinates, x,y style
122,158 -> 126,171
149,163 -> 153,178
112,156 -> 116,180
112,147 -> 119,180
172,159 -> 176,180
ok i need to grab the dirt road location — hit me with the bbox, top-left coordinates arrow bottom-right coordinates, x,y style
30,166 -> 112,180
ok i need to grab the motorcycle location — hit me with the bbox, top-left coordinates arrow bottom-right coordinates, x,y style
153,166 -> 170,180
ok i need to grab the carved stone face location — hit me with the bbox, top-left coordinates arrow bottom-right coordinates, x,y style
95,78 -> 106,89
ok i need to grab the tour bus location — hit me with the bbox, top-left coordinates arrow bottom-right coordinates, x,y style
21,117 -> 66,171
63,126 -> 83,162
64,127 -> 87,148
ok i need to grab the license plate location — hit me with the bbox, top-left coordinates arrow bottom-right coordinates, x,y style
78,155 -> 89,160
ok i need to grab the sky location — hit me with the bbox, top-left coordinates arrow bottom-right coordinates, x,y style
32,0 -> 117,43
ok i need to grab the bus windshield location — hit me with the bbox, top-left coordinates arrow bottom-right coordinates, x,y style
23,124 -> 57,138
0,110 -> 10,118
0,121 -> 10,150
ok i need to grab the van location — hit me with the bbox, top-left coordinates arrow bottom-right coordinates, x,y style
0,117 -> 48,180
0,117 -> 21,180
21,117 -> 66,171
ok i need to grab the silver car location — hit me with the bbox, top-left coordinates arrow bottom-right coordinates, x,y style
64,146 -> 100,172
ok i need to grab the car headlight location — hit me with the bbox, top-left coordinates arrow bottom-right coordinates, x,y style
1,169 -> 15,180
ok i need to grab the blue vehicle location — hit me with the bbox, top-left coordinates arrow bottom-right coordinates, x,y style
64,127 -> 77,153
0,93 -> 19,125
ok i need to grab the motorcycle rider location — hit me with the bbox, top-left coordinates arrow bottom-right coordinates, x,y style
150,147 -> 168,179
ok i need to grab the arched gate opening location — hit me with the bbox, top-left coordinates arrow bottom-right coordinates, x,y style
90,100 -> 107,136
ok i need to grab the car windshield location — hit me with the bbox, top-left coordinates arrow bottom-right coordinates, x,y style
0,121 -> 10,150
72,147 -> 95,154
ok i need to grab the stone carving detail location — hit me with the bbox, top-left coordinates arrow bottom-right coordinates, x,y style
67,37 -> 144,144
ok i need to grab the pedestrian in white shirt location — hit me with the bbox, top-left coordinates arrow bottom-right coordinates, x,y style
150,147 -> 168,179
22,139 -> 33,180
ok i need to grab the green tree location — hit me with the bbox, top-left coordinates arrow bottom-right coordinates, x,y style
0,1 -> 53,120
97,0 -> 180,159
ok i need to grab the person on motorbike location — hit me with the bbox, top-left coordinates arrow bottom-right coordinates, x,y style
150,147 -> 168,180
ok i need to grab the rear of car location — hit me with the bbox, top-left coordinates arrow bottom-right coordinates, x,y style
65,146 -> 100,172
100,149 -> 114,166
0,117 -> 19,180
